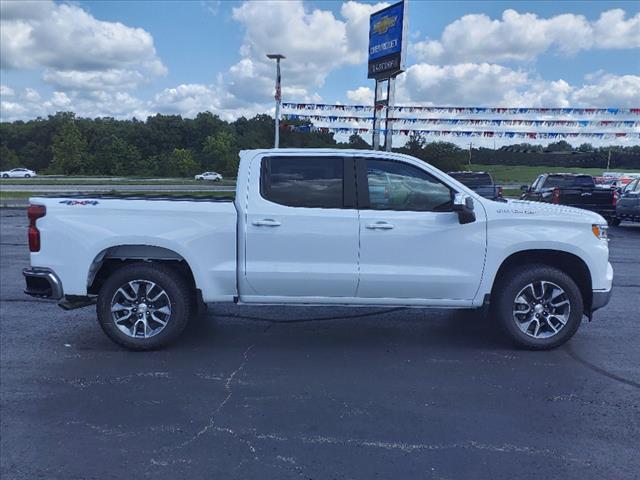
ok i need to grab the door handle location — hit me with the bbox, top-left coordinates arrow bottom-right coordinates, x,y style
581,192 -> 592,196
366,221 -> 394,230
252,219 -> 281,227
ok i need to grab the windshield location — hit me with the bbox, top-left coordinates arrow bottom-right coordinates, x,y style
544,175 -> 594,188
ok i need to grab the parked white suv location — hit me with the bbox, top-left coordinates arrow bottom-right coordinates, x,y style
23,149 -> 612,350
194,171 -> 222,181
1,168 -> 36,178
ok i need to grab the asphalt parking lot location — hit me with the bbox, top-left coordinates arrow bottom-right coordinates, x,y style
1,208 -> 639,480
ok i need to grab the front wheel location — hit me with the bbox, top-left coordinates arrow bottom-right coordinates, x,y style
97,263 -> 193,350
2,174 -> 8,178
24,174 -> 31,178
492,264 -> 583,350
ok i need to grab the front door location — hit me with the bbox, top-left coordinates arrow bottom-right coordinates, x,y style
243,154 -> 359,299
356,158 -> 487,303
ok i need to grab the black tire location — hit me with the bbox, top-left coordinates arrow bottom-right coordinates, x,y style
24,174 -> 31,178
2,174 -> 8,178
492,264 -> 583,350
609,217 -> 621,227
97,263 -> 193,350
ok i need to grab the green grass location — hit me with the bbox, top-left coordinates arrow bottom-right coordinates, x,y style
470,164 -> 640,185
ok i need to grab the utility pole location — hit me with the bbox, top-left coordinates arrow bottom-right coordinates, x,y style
468,142 -> 472,166
267,54 -> 285,148
606,150 -> 611,171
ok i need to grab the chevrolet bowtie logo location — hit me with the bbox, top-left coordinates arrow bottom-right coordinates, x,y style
373,15 -> 397,35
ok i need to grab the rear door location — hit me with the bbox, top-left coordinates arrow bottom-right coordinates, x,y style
243,154 -> 360,299
356,157 -> 487,304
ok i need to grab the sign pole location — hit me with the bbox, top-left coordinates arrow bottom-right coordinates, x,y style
274,58 -> 281,148
266,53 -> 285,148
372,80 -> 384,150
385,76 -> 396,151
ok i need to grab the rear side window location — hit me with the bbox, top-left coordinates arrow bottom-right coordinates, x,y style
261,156 -> 344,208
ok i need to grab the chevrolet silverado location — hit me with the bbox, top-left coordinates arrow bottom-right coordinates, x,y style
24,149 -> 613,350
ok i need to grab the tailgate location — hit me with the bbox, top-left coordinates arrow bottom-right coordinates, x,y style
559,188 -> 615,214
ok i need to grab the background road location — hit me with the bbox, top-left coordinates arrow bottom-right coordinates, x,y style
0,184 -> 235,192
1,209 -> 639,480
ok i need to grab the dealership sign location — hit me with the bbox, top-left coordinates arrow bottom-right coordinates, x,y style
367,1 -> 407,79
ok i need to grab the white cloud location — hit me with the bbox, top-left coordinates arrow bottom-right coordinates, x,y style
43,69 -> 147,91
392,63 -> 640,109
23,88 -> 40,102
593,9 -> 640,49
0,85 -> 15,97
572,73 -> 640,107
152,83 -> 268,121
398,63 -> 529,105
225,0 -> 387,104
347,86 -> 374,104
340,1 -> 390,64
0,0 -> 166,92
413,9 -> 640,64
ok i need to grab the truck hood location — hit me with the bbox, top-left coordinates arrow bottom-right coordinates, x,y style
489,198 -> 606,224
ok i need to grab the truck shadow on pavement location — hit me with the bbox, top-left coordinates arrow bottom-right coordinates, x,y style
174,305 -> 513,354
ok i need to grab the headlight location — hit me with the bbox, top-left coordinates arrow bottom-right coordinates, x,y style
592,224 -> 608,240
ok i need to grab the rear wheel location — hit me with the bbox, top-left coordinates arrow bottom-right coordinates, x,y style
24,174 -> 31,178
2,174 -> 8,178
492,264 -> 583,350
97,263 -> 192,350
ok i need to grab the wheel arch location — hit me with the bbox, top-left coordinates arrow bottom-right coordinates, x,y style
491,249 -> 593,313
87,245 -> 197,295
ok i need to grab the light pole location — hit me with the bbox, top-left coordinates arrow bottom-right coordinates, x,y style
267,54 -> 285,148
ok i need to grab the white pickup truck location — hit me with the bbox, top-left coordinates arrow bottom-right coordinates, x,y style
24,149 -> 613,350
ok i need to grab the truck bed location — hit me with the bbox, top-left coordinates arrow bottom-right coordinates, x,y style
28,194 -> 238,302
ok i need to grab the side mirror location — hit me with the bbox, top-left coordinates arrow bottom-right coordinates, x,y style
520,185 -> 529,192
453,193 -> 476,225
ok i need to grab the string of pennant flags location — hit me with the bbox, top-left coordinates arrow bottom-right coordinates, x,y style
283,124 -> 640,139
282,114 -> 639,128
282,103 -> 640,116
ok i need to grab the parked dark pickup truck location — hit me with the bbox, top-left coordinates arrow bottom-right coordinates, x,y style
520,173 -> 617,220
447,171 -> 503,200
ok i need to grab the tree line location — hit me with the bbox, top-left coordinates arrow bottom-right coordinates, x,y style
473,141 -> 640,169
1,112 -> 637,176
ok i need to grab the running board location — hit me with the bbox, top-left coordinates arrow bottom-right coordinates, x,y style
58,296 -> 97,311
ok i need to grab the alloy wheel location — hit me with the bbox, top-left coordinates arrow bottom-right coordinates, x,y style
512,281 -> 571,339
110,279 -> 172,338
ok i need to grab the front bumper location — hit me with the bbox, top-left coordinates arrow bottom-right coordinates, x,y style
23,267 -> 64,299
591,288 -> 612,312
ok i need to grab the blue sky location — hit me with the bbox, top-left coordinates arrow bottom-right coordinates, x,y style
75,0 -> 640,103
1,0 -> 638,146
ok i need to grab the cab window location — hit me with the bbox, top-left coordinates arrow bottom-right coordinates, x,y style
364,159 -> 453,212
261,156 -> 344,209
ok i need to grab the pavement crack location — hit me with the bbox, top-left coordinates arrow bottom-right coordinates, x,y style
176,343 -> 256,449
242,429 -> 586,464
